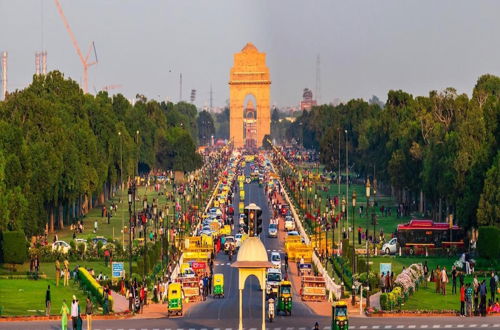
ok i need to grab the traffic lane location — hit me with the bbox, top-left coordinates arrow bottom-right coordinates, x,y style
188,182 -> 243,320
246,179 -> 315,317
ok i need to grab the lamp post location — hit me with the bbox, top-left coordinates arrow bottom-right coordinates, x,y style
128,187 -> 133,279
365,179 -> 371,308
352,191 -> 357,275
143,198 -> 148,276
341,196 -> 346,254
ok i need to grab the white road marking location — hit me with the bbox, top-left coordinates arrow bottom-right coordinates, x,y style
409,326 -> 416,329
373,326 -> 380,329
444,326 -> 452,329
190,328 -> 196,330
469,325 -> 477,328
493,325 -> 500,328
396,326 -> 404,329
432,326 -> 440,329
420,326 -> 428,329
480,325 -> 489,328
384,326 -> 393,329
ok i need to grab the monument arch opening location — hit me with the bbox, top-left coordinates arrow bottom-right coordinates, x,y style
229,43 -> 271,148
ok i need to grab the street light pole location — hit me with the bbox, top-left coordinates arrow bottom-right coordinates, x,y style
352,192 -> 357,275
128,187 -> 133,279
365,179 -> 371,308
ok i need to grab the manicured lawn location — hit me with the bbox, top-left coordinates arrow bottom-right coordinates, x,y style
367,256 -> 456,275
0,279 -> 87,316
0,261 -> 114,279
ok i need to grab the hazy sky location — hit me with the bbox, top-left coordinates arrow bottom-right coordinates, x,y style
1,0 -> 500,108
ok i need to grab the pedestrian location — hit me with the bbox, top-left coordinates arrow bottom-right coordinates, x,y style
71,295 -> 79,330
103,286 -> 109,315
55,259 -> 61,287
314,322 -> 319,330
460,283 -> 465,316
45,285 -> 51,316
435,266 -> 441,294
64,258 -> 70,286
385,271 -> 391,292
474,281 -> 480,315
139,285 -> 145,313
479,280 -> 487,316
423,261 -> 429,288
441,267 -> 448,295
85,296 -> 93,330
380,272 -> 386,293
93,220 -> 98,234
465,283 -> 473,317
452,266 -> 457,294
358,227 -> 362,245
490,272 -> 497,303
60,299 -> 69,330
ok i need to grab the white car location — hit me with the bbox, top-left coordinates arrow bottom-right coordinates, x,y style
266,268 -> 282,297
270,252 -> 281,269
235,233 -> 243,247
284,217 -> 295,231
52,240 -> 71,254
268,223 -> 278,238
382,238 -> 398,255
181,268 -> 196,278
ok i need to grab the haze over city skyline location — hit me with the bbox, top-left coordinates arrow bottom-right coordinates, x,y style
1,0 -> 500,108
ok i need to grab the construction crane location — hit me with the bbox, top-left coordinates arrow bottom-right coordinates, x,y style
53,0 -> 97,93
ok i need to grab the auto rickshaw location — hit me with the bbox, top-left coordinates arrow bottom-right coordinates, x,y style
277,280 -> 292,316
239,189 -> 245,201
167,282 -> 183,317
332,301 -> 348,330
213,273 -> 224,298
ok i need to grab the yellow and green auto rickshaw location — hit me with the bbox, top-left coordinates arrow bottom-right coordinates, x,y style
213,273 -> 224,298
332,301 -> 348,330
239,189 -> 245,201
277,280 -> 292,316
167,282 -> 183,317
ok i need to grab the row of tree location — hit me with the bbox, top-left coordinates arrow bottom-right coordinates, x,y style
0,71 -> 203,236
286,74 -> 499,228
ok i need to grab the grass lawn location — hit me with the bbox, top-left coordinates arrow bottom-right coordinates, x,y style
367,256 -> 457,275
0,261 -> 114,279
0,279 -> 87,316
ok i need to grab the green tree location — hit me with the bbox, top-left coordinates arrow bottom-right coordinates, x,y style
476,152 -> 500,226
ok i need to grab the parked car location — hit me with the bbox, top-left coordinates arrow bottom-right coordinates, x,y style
52,240 -> 71,254
270,252 -> 281,269
268,223 -> 278,238
382,238 -> 398,255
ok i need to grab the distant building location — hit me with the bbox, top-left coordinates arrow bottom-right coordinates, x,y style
300,88 -> 317,111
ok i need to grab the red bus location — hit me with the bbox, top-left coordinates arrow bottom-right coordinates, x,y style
396,219 -> 465,249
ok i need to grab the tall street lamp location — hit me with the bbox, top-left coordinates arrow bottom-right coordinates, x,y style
128,186 -> 134,279
143,198 -> 148,276
351,191 -> 357,275
365,179 -> 371,308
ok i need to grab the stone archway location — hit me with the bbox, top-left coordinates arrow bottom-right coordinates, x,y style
229,43 -> 271,148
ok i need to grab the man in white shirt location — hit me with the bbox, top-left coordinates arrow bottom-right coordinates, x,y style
71,295 -> 79,330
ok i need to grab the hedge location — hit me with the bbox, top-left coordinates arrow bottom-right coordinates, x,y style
1,231 -> 27,267
78,267 -> 114,312
477,226 -> 500,260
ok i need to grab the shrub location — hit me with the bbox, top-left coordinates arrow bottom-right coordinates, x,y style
1,231 -> 27,270
477,226 -> 500,260
379,293 -> 388,310
78,267 -> 114,312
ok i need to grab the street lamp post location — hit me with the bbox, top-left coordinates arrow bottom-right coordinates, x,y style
128,187 -> 133,279
365,179 -> 371,308
352,191 -> 357,275
143,198 -> 148,276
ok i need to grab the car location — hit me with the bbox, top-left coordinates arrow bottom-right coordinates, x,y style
239,213 -> 247,227
91,236 -> 108,246
268,223 -> 278,238
181,267 -> 196,278
284,218 -> 295,231
234,233 -> 243,247
224,236 -> 236,253
52,240 -> 71,254
270,252 -> 281,269
266,268 -> 282,297
382,238 -> 398,255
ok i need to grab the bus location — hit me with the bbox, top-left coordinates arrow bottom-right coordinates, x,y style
396,219 -> 465,252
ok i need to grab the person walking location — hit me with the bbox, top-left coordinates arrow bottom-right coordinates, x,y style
465,283 -> 473,317
459,283 -> 465,316
45,285 -> 51,316
55,259 -> 61,287
60,299 -> 69,330
490,272 -> 497,303
479,280 -> 487,316
423,261 -> 429,288
64,259 -> 70,286
451,266 -> 457,294
474,282 -> 480,315
71,296 -> 79,330
435,266 -> 441,293
441,267 -> 448,295
380,272 -> 385,293
85,296 -> 93,330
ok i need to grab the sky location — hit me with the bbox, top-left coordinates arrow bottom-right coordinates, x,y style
1,0 -> 500,108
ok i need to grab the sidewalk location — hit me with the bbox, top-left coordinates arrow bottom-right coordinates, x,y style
111,290 -> 129,313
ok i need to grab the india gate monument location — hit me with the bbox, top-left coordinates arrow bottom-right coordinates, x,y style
229,43 -> 271,148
